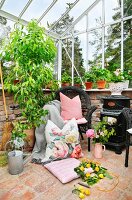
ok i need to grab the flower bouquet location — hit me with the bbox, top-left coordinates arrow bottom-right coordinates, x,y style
86,117 -> 116,158
72,185 -> 90,199
86,117 -> 116,144
74,159 -> 112,186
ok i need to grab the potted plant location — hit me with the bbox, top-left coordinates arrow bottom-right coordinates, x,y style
84,71 -> 96,90
86,117 -> 116,158
123,70 -> 132,88
92,67 -> 111,89
1,20 -> 57,151
109,69 -> 126,95
74,76 -> 82,87
61,72 -> 72,87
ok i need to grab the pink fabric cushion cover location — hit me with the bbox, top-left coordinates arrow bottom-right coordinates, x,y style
60,92 -> 83,120
44,158 -> 80,184
64,117 -> 87,125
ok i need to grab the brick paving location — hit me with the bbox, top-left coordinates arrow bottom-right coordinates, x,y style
0,137 -> 132,200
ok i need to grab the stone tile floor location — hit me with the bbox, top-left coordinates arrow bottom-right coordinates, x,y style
0,138 -> 132,200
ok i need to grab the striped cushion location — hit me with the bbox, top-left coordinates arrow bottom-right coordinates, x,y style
44,158 -> 80,183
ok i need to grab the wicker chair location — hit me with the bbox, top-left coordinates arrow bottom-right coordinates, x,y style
55,86 -> 97,151
121,108 -> 132,167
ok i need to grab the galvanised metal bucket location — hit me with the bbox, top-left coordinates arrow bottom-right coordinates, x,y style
8,150 -> 24,175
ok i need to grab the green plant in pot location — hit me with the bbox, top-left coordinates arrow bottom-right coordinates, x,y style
1,20 -> 57,151
84,71 -> 96,89
123,70 -> 132,88
91,67 -> 111,89
108,68 -> 128,95
61,72 -> 72,86
74,76 -> 82,87
8,121 -> 27,150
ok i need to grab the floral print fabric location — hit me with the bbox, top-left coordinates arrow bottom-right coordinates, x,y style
42,118 -> 82,162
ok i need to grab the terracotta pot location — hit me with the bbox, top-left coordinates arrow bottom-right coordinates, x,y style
97,80 -> 106,89
61,82 -> 71,87
74,83 -> 81,88
24,128 -> 35,152
94,143 -> 105,159
85,82 -> 93,90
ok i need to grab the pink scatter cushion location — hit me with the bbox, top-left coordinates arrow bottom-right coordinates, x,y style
44,158 -> 80,184
60,92 -> 83,120
64,117 -> 87,125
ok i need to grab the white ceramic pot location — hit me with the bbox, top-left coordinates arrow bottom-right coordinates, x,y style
109,82 -> 126,95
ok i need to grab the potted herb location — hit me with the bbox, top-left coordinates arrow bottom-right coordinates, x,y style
1,20 -> 57,151
109,69 -> 124,83
84,71 -> 96,90
92,67 -> 111,89
123,70 -> 132,88
61,72 -> 72,87
74,76 -> 82,87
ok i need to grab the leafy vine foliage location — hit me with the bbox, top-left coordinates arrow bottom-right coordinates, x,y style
1,20 -> 57,130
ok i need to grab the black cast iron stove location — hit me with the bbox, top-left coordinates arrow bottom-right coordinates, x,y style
100,95 -> 130,154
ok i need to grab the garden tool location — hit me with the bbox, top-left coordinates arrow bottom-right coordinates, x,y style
0,61 -> 13,151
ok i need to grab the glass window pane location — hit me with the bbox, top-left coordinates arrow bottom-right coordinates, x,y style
49,13 -> 74,35
0,18 -> 15,39
105,0 -> 121,24
2,0 -> 29,16
61,34 -> 85,77
69,0 -> 95,22
123,19 -> 132,71
6,19 -> 15,31
77,33 -> 86,71
88,1 -> 102,29
62,38 -> 72,75
74,16 -> 86,33
22,0 -> 53,21
124,0 -> 132,17
41,0 -> 75,29
105,23 -> 121,71
88,29 -> 102,68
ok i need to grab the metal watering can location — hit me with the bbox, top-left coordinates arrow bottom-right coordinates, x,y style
8,150 -> 24,175
6,141 -> 34,175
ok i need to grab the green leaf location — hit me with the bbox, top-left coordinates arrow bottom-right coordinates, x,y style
105,172 -> 113,179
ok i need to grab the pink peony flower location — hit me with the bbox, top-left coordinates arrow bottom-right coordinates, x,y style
52,141 -> 69,158
52,128 -> 63,136
70,145 -> 83,159
86,129 -> 95,139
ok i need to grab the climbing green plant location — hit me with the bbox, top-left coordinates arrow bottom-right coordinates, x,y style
1,20 -> 57,128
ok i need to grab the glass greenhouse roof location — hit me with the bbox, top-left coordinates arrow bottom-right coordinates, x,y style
0,0 -> 124,38
0,0 -> 132,75
0,0 -> 96,36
